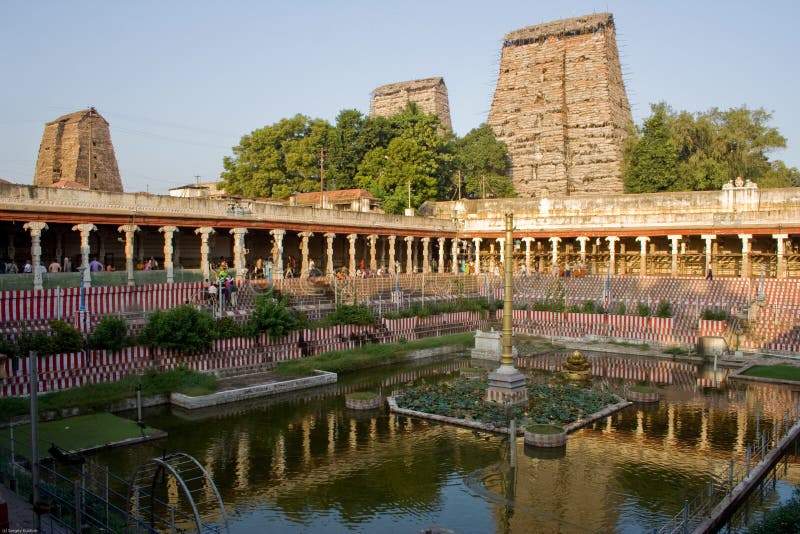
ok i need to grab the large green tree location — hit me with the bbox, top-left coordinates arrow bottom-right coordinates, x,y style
453,124 -> 513,199
623,103 -> 678,193
353,104 -> 454,213
624,103 -> 798,192
221,114 -> 332,198
220,104 -> 516,209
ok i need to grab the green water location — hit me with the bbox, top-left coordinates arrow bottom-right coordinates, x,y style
91,354 -> 800,533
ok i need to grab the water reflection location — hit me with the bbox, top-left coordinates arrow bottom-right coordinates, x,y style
92,353 -> 800,533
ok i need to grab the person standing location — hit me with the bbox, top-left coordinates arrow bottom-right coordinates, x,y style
89,257 -> 103,272
23,260 -> 32,273
48,259 -> 61,272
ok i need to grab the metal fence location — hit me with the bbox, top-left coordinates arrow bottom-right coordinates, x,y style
657,408 -> 800,534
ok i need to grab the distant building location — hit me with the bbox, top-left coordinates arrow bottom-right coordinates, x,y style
370,77 -> 452,131
289,189 -> 382,212
169,181 -> 226,198
34,108 -> 123,193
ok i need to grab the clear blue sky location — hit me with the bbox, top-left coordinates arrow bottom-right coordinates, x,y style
2,0 -> 798,194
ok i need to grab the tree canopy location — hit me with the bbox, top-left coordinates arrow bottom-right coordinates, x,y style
623,103 -> 799,193
221,106 -> 513,213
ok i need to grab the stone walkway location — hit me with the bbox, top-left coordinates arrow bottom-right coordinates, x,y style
0,482 -> 35,530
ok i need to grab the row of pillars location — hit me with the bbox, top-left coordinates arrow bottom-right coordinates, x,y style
18,222 -> 793,291
471,233 -> 791,279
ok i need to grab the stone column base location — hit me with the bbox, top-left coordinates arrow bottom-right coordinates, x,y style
485,365 -> 528,405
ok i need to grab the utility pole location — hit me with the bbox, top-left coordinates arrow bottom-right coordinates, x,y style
481,174 -> 486,199
195,174 -> 201,185
457,170 -> 462,200
319,146 -> 325,208
407,178 -> 411,210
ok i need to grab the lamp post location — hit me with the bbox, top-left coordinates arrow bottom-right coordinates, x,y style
485,213 -> 528,406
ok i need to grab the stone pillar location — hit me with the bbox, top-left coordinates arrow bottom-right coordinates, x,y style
451,238 -> 459,274
576,236 -> 589,265
606,236 -> 619,275
739,234 -> 752,278
523,237 -> 533,273
773,233 -> 789,278
347,234 -> 357,274
388,235 -> 397,275
269,229 -> 285,280
297,231 -> 312,278
496,238 -> 505,271
404,236 -> 414,274
158,226 -> 178,284
472,238 -> 482,273
324,233 -> 336,276
230,228 -> 248,281
118,224 -> 140,286
195,227 -> 215,282
549,237 -> 561,272
23,222 -> 48,291
368,234 -> 378,272
72,223 -> 97,288
437,237 -> 446,274
667,235 -> 682,276
702,234 -> 716,277
635,236 -> 650,277
421,237 -> 431,274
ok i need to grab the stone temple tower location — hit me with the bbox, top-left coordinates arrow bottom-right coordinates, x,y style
34,108 -> 123,192
370,77 -> 453,131
488,13 -> 632,198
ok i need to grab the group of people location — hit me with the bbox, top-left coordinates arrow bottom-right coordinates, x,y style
204,260 -> 238,308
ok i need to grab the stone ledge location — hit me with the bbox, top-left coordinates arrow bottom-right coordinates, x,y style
171,370 -> 337,410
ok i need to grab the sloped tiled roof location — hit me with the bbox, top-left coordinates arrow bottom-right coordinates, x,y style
292,189 -> 378,205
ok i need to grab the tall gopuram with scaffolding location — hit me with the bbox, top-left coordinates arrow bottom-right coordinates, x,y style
488,13 -> 632,198
33,107 -> 123,193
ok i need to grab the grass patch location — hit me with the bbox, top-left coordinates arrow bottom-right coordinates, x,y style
0,368 -> 217,421
742,365 -> 800,382
4,413 -> 163,458
274,332 -> 474,376
663,346 -> 688,355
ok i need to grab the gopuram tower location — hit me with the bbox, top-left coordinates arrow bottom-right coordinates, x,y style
370,77 -> 453,132
488,13 -> 632,198
34,107 -> 124,192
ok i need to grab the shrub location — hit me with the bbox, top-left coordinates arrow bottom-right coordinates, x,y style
702,308 -> 728,321
140,305 -> 214,353
247,292 -> 303,338
612,302 -> 627,316
89,316 -> 130,352
636,302 -> 651,317
655,300 -> 673,318
16,331 -> 54,356
212,317 -> 244,339
748,489 -> 800,534
580,300 -> 604,314
322,304 -> 376,326
49,320 -> 85,353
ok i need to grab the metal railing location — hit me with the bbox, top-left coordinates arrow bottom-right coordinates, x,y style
657,409 -> 800,534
